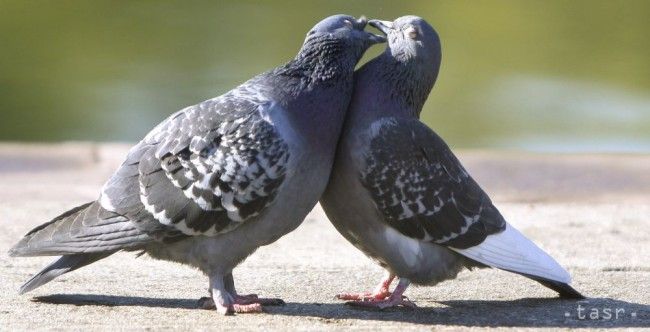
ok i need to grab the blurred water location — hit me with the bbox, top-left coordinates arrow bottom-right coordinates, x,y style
1,1 -> 648,152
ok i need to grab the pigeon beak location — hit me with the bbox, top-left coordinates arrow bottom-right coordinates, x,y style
356,16 -> 386,44
365,32 -> 387,44
369,19 -> 394,35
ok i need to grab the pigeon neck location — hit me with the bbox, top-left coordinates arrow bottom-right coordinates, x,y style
278,36 -> 356,92
373,53 -> 438,117
265,36 -> 358,149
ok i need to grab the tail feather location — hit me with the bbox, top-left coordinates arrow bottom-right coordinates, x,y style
525,274 -> 585,299
9,201 -> 148,257
451,222 -> 584,298
19,253 -> 113,294
10,201 -> 150,294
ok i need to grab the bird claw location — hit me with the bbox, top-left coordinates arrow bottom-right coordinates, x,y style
230,303 -> 263,314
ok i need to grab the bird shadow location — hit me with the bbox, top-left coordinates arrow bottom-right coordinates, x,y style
33,294 -> 199,310
33,294 -> 648,328
274,297 -> 649,328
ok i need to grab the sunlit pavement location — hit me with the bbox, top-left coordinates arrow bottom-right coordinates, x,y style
0,143 -> 648,330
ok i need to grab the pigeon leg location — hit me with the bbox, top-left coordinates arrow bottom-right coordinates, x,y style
199,274 -> 263,314
223,273 -> 255,299
345,277 -> 417,309
336,271 -> 395,301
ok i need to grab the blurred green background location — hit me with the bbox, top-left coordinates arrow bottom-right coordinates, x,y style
1,1 -> 649,152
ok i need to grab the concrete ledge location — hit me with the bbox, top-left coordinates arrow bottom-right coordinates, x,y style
0,143 -> 648,330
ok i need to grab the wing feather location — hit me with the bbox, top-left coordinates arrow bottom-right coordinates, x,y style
101,89 -> 290,238
361,117 -> 572,284
361,117 -> 505,248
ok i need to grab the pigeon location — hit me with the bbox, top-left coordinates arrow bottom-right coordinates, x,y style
320,16 -> 584,309
9,14 -> 385,314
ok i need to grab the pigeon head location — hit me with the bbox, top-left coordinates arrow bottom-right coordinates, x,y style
306,15 -> 386,50
370,16 -> 440,67
287,15 -> 385,84
367,16 -> 442,115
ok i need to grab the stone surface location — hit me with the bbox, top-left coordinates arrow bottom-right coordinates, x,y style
0,143 -> 648,330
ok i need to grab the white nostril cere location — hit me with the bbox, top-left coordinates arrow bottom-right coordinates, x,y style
357,16 -> 368,26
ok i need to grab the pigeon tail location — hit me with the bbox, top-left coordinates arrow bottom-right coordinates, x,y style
9,201 -> 149,257
9,202 -> 94,257
450,223 -> 583,298
524,274 -> 585,299
19,252 -> 112,294
10,201 -> 147,293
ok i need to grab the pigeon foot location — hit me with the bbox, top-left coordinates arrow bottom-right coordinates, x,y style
198,294 -> 285,313
335,272 -> 395,301
342,276 -> 416,310
198,297 -> 263,314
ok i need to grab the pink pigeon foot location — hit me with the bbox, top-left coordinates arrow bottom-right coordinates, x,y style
198,294 -> 285,312
344,277 -> 417,310
200,275 -> 285,314
336,273 -> 395,301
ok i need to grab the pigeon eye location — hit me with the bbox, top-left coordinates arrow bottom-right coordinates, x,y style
405,26 -> 418,39
343,19 -> 353,28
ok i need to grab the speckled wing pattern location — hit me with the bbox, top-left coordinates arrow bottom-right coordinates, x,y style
360,117 -> 505,249
101,85 -> 290,238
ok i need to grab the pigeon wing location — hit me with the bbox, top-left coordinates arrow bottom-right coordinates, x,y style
101,90 -> 290,238
360,117 -> 571,283
361,117 -> 505,248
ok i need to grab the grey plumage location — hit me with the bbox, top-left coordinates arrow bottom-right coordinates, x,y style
361,118 -> 505,249
19,253 -> 110,295
11,201 -> 150,256
10,14 -> 385,314
320,16 -> 583,308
